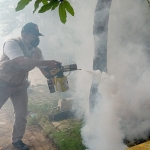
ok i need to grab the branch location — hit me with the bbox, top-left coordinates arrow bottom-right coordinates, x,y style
147,0 -> 150,6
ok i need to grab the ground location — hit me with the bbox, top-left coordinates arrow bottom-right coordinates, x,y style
0,100 -> 57,150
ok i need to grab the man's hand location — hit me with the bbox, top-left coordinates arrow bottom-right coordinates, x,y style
46,60 -> 61,69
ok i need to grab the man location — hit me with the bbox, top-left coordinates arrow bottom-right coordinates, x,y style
0,22 -> 60,150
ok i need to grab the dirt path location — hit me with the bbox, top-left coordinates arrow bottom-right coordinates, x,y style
0,101 -> 57,150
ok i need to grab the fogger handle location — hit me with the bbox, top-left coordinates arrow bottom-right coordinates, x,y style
47,78 -> 55,93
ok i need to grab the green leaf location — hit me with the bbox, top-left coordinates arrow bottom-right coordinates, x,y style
33,0 -> 41,13
51,1 -> 60,10
59,2 -> 67,24
38,0 -> 56,13
64,0 -> 74,16
41,0 -> 48,5
15,0 -> 32,11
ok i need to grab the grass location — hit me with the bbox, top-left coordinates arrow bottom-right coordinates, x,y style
27,102 -> 52,126
27,83 -> 85,150
50,124 -> 86,150
27,100 -> 85,150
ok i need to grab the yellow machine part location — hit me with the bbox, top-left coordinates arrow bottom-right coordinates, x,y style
50,68 -> 61,76
127,141 -> 150,150
54,76 -> 69,92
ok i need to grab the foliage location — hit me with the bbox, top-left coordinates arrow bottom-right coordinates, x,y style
41,119 -> 86,150
27,101 -> 85,150
0,0 -> 74,35
15,0 -> 74,24
27,101 -> 52,125
52,126 -> 85,150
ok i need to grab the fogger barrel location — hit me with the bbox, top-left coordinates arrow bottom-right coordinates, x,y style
62,64 -> 77,72
46,64 -> 80,93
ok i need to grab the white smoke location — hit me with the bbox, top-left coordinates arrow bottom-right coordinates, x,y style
108,0 -> 150,141
73,0 -> 150,150
81,71 -> 126,150
72,70 -> 127,149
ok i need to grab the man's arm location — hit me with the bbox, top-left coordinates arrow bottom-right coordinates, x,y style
31,47 -> 59,77
13,56 -> 59,71
4,40 -> 60,71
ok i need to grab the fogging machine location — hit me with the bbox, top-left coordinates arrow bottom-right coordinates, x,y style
44,63 -> 80,93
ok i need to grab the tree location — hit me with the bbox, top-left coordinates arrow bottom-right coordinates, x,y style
89,0 -> 112,110
147,0 -> 150,5
15,0 -> 74,24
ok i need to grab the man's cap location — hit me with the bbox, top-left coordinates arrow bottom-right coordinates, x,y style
22,22 -> 43,36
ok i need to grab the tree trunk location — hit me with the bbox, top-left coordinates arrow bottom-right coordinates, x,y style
89,0 -> 112,110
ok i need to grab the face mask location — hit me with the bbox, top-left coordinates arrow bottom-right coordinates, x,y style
30,38 -> 40,47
